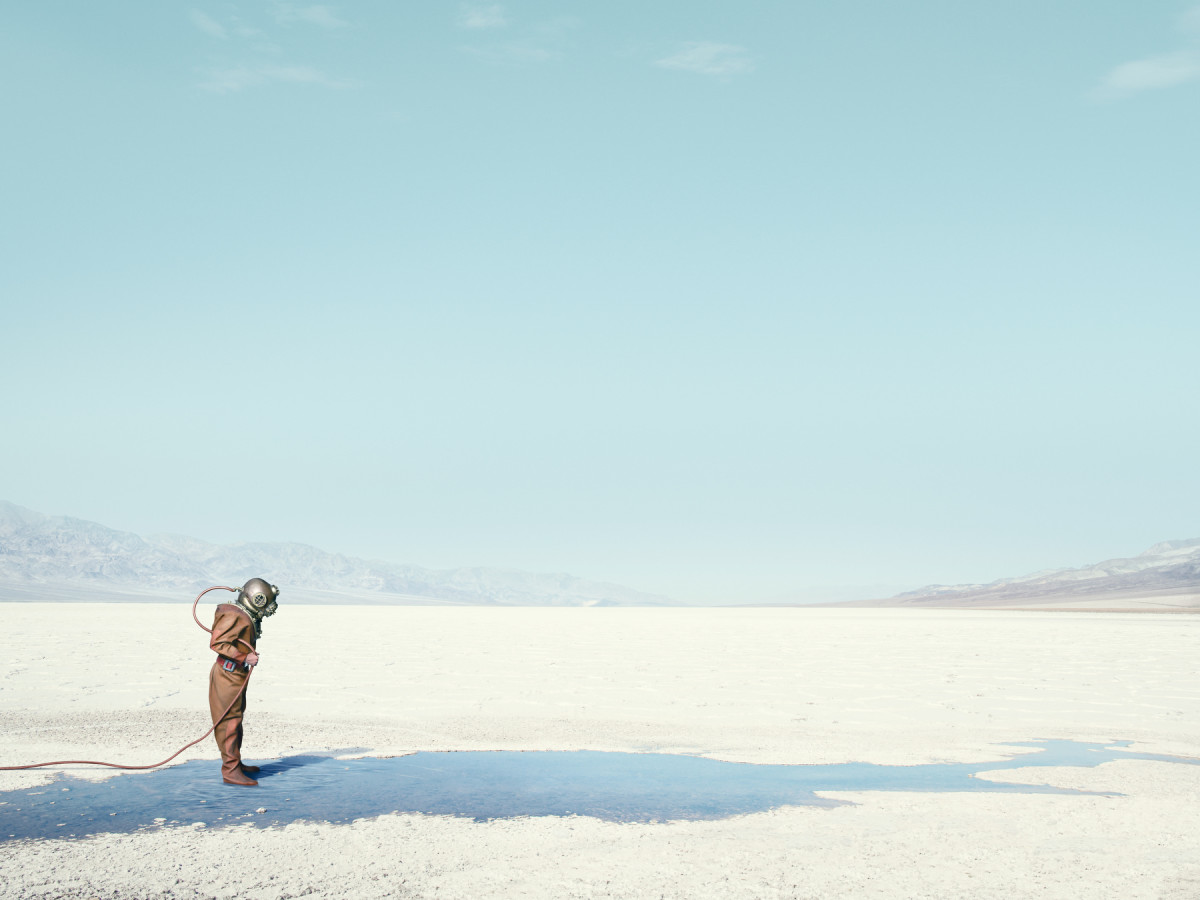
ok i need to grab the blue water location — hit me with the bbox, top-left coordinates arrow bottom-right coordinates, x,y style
1,740 -> 1195,842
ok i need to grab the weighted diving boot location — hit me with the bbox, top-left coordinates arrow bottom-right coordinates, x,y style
223,764 -> 258,786
219,725 -> 257,786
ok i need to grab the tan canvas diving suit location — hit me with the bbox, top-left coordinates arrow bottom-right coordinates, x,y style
208,578 -> 278,786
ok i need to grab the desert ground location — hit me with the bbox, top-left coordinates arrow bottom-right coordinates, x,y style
1,602 -> 1198,899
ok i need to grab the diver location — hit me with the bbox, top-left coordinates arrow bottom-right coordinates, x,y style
209,578 -> 279,786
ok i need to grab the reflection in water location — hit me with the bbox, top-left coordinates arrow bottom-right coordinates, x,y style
1,740 -> 1195,842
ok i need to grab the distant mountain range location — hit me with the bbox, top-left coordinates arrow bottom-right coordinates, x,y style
0,501 -> 673,606
4,500 -> 1198,608
878,539 -> 1200,607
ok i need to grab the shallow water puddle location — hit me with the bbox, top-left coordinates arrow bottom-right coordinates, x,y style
1,740 -> 1195,841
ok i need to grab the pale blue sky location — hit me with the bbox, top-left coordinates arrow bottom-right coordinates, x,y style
3,2 -> 1198,603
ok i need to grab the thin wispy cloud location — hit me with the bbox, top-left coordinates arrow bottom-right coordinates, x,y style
189,9 -> 262,40
459,4 -> 507,30
1096,5 -> 1200,98
273,3 -> 348,29
1100,52 -> 1200,96
189,9 -> 228,39
655,42 -> 754,77
199,63 -> 356,93
459,14 -> 577,65
188,5 -> 355,93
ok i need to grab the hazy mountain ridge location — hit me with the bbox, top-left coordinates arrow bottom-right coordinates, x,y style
0,501 -> 672,606
893,539 -> 1200,605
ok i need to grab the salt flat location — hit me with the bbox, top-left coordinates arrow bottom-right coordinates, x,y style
1,603 -> 1198,899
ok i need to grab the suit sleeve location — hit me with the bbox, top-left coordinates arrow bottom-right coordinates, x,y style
210,608 -> 254,663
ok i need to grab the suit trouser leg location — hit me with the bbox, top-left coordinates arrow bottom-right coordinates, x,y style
209,663 -> 249,780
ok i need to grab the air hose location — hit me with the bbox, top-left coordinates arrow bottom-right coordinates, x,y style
0,586 -> 255,772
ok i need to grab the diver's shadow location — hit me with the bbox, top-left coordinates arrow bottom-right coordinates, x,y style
249,747 -> 373,781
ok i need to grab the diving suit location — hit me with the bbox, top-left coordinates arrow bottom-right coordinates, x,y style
209,578 -> 279,786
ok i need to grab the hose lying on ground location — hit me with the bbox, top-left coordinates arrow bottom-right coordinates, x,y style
0,586 -> 254,772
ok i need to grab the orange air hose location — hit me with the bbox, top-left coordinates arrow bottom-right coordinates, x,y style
0,586 -> 257,772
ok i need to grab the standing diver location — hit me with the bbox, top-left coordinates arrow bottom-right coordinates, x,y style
209,578 -> 279,786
